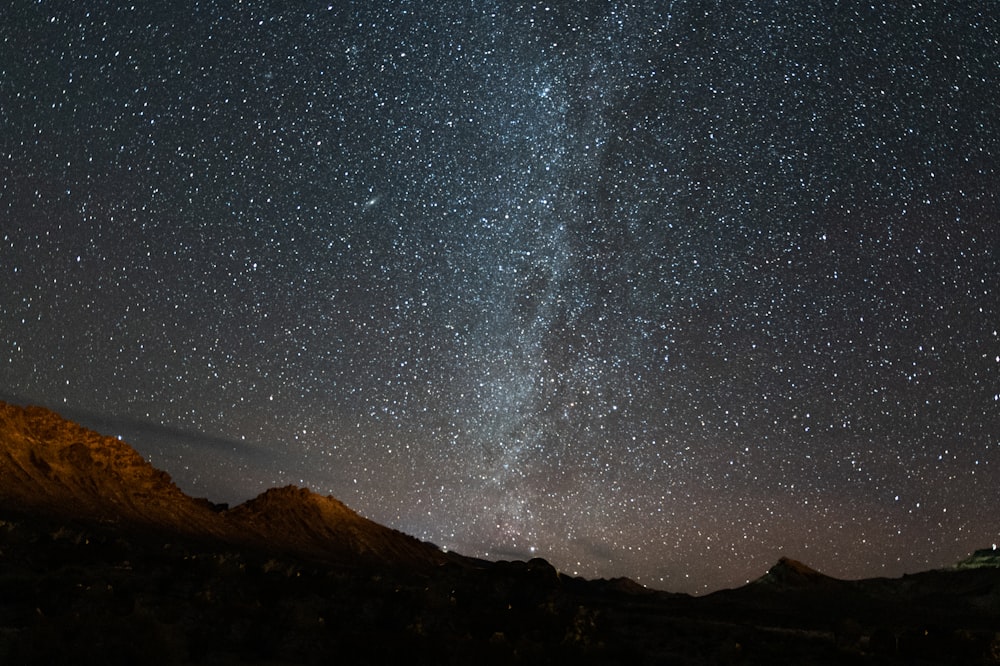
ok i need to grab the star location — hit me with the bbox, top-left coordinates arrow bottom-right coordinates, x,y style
2,1 -> 998,594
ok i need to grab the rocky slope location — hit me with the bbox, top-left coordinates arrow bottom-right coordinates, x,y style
225,484 -> 450,569
0,400 -> 448,571
0,401 -> 230,538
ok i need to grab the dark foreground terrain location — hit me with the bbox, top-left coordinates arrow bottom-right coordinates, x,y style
1,401 -> 998,664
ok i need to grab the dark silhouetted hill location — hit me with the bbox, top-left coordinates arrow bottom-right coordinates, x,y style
752,556 -> 844,590
3,399 -> 1000,664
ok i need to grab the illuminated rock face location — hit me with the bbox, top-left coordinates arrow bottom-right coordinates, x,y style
224,484 -> 452,570
0,400 -> 450,571
0,401 -> 222,534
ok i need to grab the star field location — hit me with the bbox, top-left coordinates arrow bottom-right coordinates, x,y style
2,2 -> 998,593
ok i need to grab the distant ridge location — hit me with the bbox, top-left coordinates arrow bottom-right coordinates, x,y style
4,401 -> 1000,665
2,400 -> 997,590
0,400 -> 450,571
751,556 -> 843,589
955,547 -> 1000,570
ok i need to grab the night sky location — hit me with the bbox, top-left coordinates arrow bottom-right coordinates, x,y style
3,1 -> 998,593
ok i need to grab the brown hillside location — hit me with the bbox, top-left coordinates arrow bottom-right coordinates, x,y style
226,484 -> 451,569
0,401 -> 229,538
0,401 -> 450,571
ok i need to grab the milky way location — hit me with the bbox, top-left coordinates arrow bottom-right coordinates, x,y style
3,2 -> 998,593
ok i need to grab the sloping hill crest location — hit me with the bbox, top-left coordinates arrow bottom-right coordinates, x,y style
753,556 -> 844,590
0,400 -> 448,571
0,401 -> 228,537
226,484 -> 450,568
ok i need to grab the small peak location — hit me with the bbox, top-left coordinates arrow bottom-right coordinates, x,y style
753,556 -> 836,589
773,557 -> 819,575
262,484 -> 309,498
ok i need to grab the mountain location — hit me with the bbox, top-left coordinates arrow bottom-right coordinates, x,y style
705,552 -> 1000,639
751,556 -> 844,590
3,399 -> 1000,664
0,400 -> 449,571
226,484 -> 450,570
0,401 -> 230,538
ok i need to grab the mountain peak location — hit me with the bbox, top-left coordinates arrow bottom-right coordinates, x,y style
774,557 -> 820,575
237,484 -> 351,514
753,557 -> 839,589
0,400 -> 449,571
0,400 -> 220,535
227,483 -> 451,569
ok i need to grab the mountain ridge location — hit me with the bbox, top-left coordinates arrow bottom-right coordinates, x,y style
0,400 -> 451,571
0,402 -> 230,537
1,399 -> 996,588
3,400 -> 1000,663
